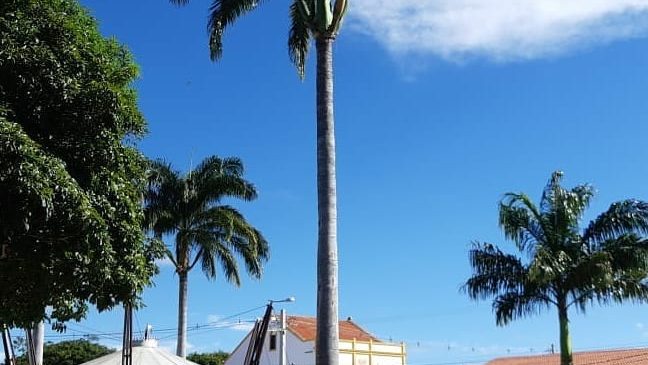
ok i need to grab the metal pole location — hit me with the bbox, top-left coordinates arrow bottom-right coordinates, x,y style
5,328 -> 15,365
2,326 -> 12,365
122,305 -> 133,365
279,310 -> 286,365
25,328 -> 35,365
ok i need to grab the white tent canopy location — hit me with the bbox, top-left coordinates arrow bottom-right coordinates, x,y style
81,340 -> 201,365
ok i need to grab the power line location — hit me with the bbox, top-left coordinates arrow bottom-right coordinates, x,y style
41,303 -> 267,341
134,311 -> 143,336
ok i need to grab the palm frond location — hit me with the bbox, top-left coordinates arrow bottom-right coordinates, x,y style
540,171 -> 564,214
528,246 -> 572,285
602,235 -> 648,272
194,156 -> 245,178
228,228 -> 268,278
608,279 -> 648,302
215,243 -> 241,285
314,0 -> 333,33
568,184 -> 595,219
198,246 -> 217,278
251,227 -> 269,261
208,0 -> 262,61
191,155 -> 257,206
195,205 -> 268,278
499,202 -> 543,252
500,193 -> 546,243
164,246 -> 180,269
562,251 -> 613,311
144,159 -> 184,235
328,0 -> 348,35
494,291 -> 550,326
289,0 -> 311,79
464,243 -> 527,300
550,183 -> 594,244
582,200 -> 648,245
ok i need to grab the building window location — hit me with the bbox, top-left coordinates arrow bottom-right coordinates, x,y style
269,333 -> 277,351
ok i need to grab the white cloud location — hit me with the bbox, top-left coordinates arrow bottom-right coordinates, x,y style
349,0 -> 648,62
159,339 -> 195,354
229,322 -> 255,332
635,322 -> 648,338
207,314 -> 222,323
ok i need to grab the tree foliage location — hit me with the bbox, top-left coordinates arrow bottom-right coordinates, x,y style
187,351 -> 229,365
144,156 -> 268,356
15,340 -> 112,365
0,0 -> 162,328
464,171 -> 648,365
145,155 -> 269,287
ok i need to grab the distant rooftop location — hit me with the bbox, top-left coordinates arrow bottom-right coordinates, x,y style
487,348 -> 648,365
286,316 -> 379,342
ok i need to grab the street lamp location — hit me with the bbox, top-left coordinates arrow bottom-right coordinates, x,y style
267,297 -> 295,365
269,297 -> 296,305
246,297 -> 296,365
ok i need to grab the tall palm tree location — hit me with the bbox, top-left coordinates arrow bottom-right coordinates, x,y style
145,156 -> 269,358
465,171 -> 648,365
168,1 -> 348,364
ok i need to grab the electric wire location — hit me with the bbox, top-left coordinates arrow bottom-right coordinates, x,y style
40,303 -> 268,341
16,303 -> 648,365
134,311 -> 142,336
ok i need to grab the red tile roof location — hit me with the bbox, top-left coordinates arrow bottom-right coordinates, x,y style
286,316 -> 379,342
487,348 -> 648,365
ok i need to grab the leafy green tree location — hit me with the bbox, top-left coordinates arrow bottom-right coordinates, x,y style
0,0 -> 162,328
167,0 -> 348,363
15,340 -> 112,365
465,171 -> 648,365
187,351 -> 229,365
145,156 -> 268,357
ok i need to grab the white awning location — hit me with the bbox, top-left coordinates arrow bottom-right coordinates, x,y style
81,340 -> 202,365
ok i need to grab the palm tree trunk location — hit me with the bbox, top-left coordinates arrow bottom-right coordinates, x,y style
315,35 -> 339,365
176,271 -> 188,358
558,302 -> 573,365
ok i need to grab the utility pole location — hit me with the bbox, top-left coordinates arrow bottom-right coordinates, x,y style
121,305 -> 133,365
2,325 -> 15,365
25,327 -> 35,365
244,297 -> 294,365
279,310 -> 287,365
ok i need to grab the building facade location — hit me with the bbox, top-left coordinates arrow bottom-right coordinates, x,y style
225,315 -> 406,365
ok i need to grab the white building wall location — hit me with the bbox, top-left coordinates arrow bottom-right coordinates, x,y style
225,330 -> 315,365
369,354 -> 403,365
282,332 -> 315,365
339,352 -> 353,365
226,331 -> 405,365
224,332 -> 252,365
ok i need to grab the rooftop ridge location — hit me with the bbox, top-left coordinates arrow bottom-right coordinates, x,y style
487,347 -> 648,365
284,315 -> 380,343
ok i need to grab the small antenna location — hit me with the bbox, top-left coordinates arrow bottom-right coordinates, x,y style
144,324 -> 153,340
188,149 -> 195,179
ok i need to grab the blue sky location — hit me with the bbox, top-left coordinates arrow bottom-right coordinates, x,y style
25,1 -> 648,364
